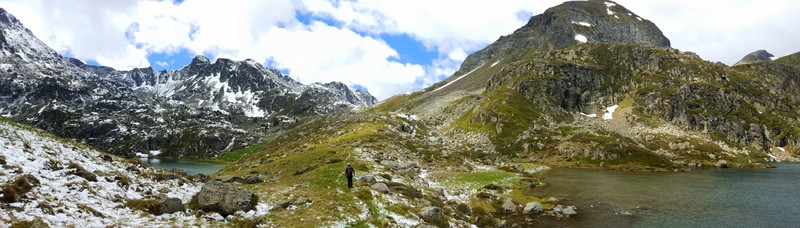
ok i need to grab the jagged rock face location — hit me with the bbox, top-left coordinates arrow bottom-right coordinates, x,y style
0,8 -> 378,158
457,0 -> 670,74
733,50 -> 774,66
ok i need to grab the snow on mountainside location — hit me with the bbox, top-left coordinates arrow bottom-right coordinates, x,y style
0,7 -> 378,158
0,118 -> 242,227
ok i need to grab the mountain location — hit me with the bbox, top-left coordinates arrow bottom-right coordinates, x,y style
0,7 -> 377,158
732,50 -> 774,66
453,0 -> 670,77
208,0 -> 800,226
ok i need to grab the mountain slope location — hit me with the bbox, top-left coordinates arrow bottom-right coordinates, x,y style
0,7 -> 377,158
0,117 -> 241,227
453,0 -> 669,78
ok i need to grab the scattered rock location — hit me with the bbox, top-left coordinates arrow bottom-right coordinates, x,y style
191,173 -> 211,182
419,207 -> 445,224
159,197 -> 185,214
67,162 -> 97,182
554,205 -> 578,217
30,217 -> 50,228
294,166 -> 313,175
619,210 -> 634,216
293,197 -> 312,205
325,158 -> 343,164
169,168 -> 189,176
153,172 -> 182,181
415,224 -> 438,228
456,203 -> 472,216
501,198 -> 517,214
358,175 -> 377,184
0,155 -> 5,165
523,202 -> 543,214
101,155 -> 113,162
195,181 -> 258,216
716,160 -> 729,168
370,183 -> 390,193
243,175 -> 263,184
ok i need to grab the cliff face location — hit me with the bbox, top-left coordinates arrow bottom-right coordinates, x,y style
456,0 -> 670,76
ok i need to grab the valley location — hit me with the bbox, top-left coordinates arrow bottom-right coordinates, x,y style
2,0 -> 800,227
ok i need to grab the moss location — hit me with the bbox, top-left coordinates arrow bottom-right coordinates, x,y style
8,221 -> 33,228
228,216 -> 266,228
216,143 -> 264,162
124,199 -> 162,215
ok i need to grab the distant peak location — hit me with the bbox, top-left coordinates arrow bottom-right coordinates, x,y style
733,50 -> 773,66
191,55 -> 210,65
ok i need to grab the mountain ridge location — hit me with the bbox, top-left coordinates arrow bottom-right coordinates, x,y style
0,7 -> 378,158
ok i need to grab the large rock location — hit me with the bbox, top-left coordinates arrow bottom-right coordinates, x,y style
716,160 -> 729,168
159,197 -> 185,214
419,207 -> 444,224
554,205 -> 578,217
370,183 -> 390,193
500,198 -> 517,214
523,202 -> 543,214
195,181 -> 258,216
358,175 -> 377,184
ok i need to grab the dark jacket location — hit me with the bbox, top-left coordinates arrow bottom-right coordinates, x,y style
346,165 -> 355,177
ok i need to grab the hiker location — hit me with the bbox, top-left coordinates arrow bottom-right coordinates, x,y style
345,163 -> 355,188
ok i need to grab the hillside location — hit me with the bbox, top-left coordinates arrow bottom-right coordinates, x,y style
0,117 -> 273,227
212,1 -> 800,226
0,7 -> 377,158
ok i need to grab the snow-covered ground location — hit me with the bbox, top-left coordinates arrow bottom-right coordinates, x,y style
0,119 -> 261,227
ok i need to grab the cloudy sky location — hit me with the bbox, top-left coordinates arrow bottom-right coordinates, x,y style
1,0 -> 799,100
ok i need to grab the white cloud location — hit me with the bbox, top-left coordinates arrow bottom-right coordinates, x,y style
1,0 -> 800,101
155,61 -> 169,67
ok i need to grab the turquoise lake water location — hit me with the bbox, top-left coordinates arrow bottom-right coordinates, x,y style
512,163 -> 800,227
138,158 -> 227,175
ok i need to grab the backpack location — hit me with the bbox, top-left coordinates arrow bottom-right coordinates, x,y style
346,166 -> 354,176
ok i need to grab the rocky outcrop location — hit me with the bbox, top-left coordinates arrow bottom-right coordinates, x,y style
370,183 -> 390,193
732,50 -> 773,66
194,181 -> 258,216
419,207 -> 445,225
455,0 -> 670,75
523,202 -> 543,214
553,205 -> 578,217
500,198 -> 517,214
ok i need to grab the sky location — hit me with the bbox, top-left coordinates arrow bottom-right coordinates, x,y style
1,0 -> 799,100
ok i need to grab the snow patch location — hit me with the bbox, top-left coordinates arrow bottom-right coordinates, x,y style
572,21 -> 592,27
491,61 -> 500,67
433,62 -> 486,92
603,105 -> 619,120
580,112 -> 598,118
575,34 -> 588,43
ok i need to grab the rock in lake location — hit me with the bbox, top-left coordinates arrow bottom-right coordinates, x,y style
501,198 -> 517,214
716,160 -> 729,168
523,202 -> 543,214
195,181 -> 258,216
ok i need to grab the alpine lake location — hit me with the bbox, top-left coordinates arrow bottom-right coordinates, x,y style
138,157 -> 227,175
506,163 -> 800,227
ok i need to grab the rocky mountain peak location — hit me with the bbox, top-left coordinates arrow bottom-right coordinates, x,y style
0,8 -> 62,63
455,0 -> 670,75
732,50 -> 774,66
191,55 -> 211,65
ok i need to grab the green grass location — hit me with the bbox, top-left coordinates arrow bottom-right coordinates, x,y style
215,143 -> 265,162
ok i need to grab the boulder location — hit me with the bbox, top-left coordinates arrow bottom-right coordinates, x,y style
523,202 -> 543,214
358,175 -> 377,184
370,183 -> 390,193
380,160 -> 401,170
716,160 -> 729,168
500,198 -> 516,214
153,172 -> 182,181
419,207 -> 444,224
554,205 -> 577,217
195,181 -> 258,216
243,175 -> 263,184
159,197 -> 185,214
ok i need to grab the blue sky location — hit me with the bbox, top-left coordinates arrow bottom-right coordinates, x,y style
2,0 -> 800,100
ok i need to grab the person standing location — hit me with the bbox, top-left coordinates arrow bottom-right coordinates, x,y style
345,163 -> 355,188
